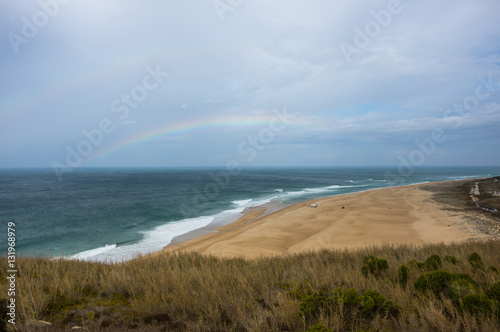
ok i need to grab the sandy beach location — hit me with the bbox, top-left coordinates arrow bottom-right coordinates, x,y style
163,180 -> 495,259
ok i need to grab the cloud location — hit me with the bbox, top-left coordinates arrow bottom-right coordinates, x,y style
1,0 -> 499,167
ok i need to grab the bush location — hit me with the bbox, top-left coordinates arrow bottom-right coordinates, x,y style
414,270 -> 453,294
462,294 -> 494,316
409,254 -> 443,271
361,256 -> 389,277
341,287 -> 362,307
424,255 -> 442,271
468,252 -> 484,270
485,282 -> 500,302
414,270 -> 477,302
362,290 -> 385,313
398,265 -> 410,288
490,266 -> 499,274
408,255 -> 443,271
299,289 -> 332,321
298,287 -> 398,326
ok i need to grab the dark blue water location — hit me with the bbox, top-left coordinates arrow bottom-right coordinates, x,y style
1,167 -> 499,262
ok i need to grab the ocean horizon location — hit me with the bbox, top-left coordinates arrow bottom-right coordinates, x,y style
2,166 -> 499,262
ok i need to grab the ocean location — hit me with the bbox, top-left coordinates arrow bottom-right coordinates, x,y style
1,166 -> 499,262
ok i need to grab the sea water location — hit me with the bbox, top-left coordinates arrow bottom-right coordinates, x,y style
1,167 -> 499,262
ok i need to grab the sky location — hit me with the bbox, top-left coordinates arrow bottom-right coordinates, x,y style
1,0 -> 500,170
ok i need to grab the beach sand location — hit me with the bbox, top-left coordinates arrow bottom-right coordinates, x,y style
163,180 -> 494,259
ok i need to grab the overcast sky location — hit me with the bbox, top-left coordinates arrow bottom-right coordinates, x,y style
1,0 -> 500,170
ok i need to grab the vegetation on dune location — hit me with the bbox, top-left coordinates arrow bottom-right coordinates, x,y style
361,256 -> 389,278
1,241 -> 500,331
397,264 -> 410,289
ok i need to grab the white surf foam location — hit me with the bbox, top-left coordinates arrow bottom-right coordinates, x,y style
287,190 -> 306,196
327,184 -> 371,189
232,199 -> 252,207
448,175 -> 484,180
327,185 -> 355,189
70,244 -> 117,260
305,188 -> 329,193
70,216 -> 214,262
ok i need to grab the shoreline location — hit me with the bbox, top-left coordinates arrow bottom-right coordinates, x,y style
166,200 -> 289,247
165,181 -> 437,249
160,178 -> 498,259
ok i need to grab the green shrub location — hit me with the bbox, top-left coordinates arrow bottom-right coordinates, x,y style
485,282 -> 500,302
342,287 -> 362,306
448,275 -> 478,303
414,270 -> 453,294
414,271 -> 477,302
362,256 -> 389,277
331,287 -> 398,328
490,266 -> 499,274
362,290 -> 385,313
468,252 -> 484,270
298,287 -> 398,323
424,255 -> 442,271
444,255 -> 459,265
463,294 -> 494,316
398,265 -> 410,288
299,289 -> 332,321
409,255 -> 443,271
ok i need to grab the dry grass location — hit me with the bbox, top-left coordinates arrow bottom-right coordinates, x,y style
1,240 -> 500,331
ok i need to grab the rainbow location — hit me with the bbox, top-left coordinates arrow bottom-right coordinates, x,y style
88,113 -> 310,162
